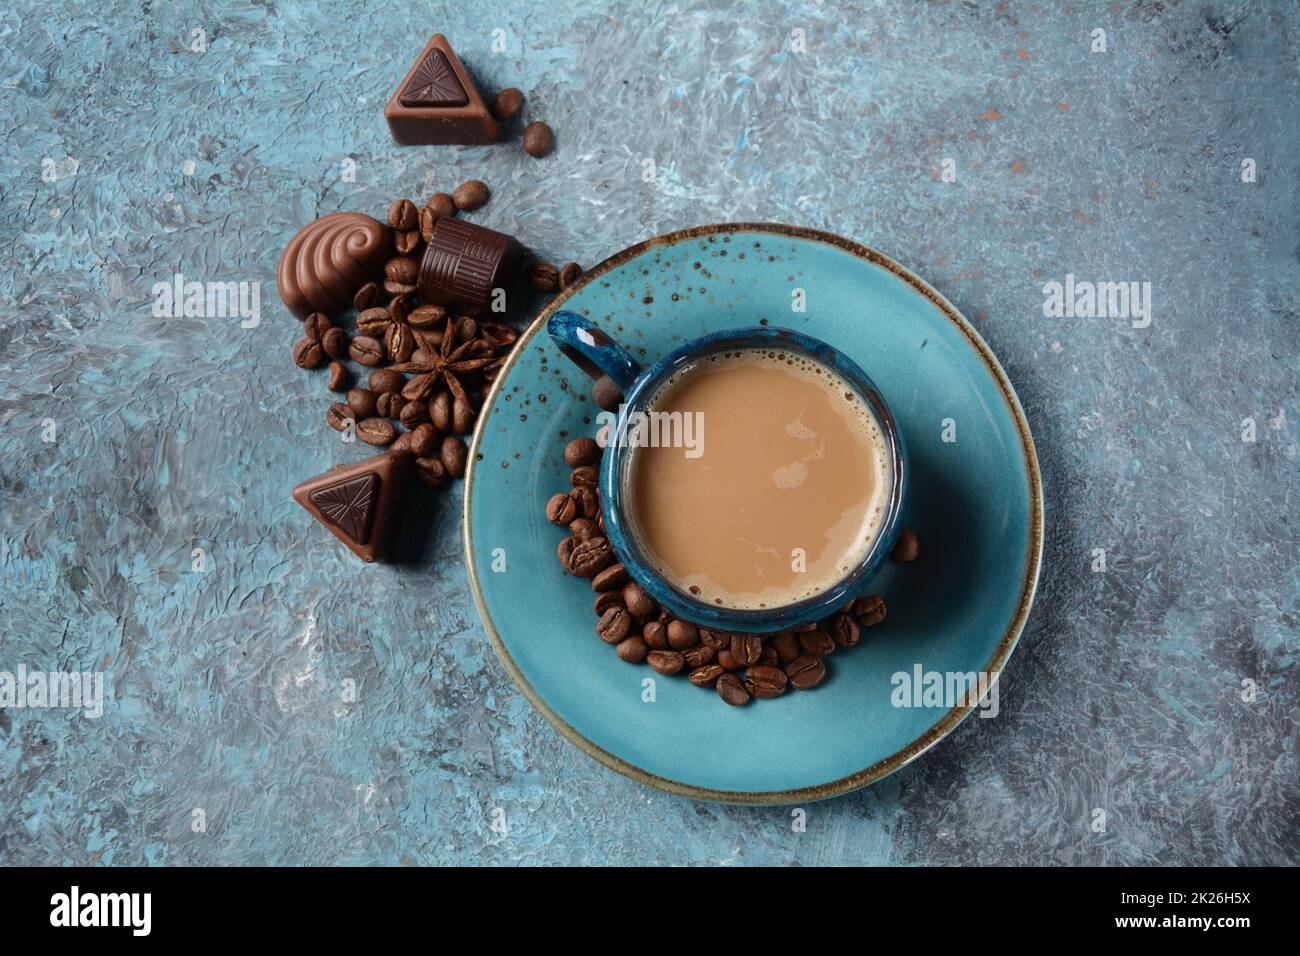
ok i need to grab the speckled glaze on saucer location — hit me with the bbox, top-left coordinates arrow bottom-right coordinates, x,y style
464,223 -> 1042,803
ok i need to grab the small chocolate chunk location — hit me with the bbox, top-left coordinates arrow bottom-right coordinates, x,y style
890,527 -> 920,563
490,88 -> 524,121
522,121 -> 554,157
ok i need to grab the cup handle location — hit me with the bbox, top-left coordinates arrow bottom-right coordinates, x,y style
546,310 -> 641,392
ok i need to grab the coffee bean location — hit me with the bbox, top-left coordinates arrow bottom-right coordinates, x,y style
326,361 -> 350,391
408,304 -> 446,331
699,629 -> 729,651
408,423 -> 438,458
556,535 -> 577,567
570,485 -> 599,519
717,649 -> 743,671
772,632 -> 801,663
830,613 -> 860,648
392,228 -> 418,256
387,199 -> 417,231
730,633 -> 763,665
567,536 -> 614,577
417,206 -> 440,243
415,456 -> 446,487
346,388 -> 378,419
353,281 -> 380,311
391,432 -> 413,454
292,337 -> 324,369
376,392 -> 406,419
596,606 -> 632,644
440,435 -> 468,478
303,313 -> 333,341
758,646 -> 779,666
786,656 -> 827,690
321,326 -> 349,359
490,87 -> 524,121
452,179 -> 489,210
546,492 -> 577,526
716,673 -> 750,706
369,368 -> 405,394
481,323 -> 519,350
564,437 -> 600,467
425,192 -> 455,219
854,595 -> 887,627
429,391 -> 452,431
385,257 -> 419,284
593,591 -> 623,616
559,262 -> 582,289
591,563 -> 628,592
384,279 -> 417,296
569,517 -> 599,541
570,466 -> 599,489
326,403 -> 354,431
357,307 -> 392,337
667,620 -> 699,650
386,323 -> 415,362
689,664 -> 725,687
683,644 -> 716,668
591,375 -> 623,412
642,620 -> 669,650
647,650 -> 684,675
622,583 -> 655,618
399,399 -> 429,429
349,335 -> 384,366
743,665 -> 788,698
452,316 -> 479,343
528,261 -> 559,292
451,395 -> 475,434
798,630 -> 835,657
616,636 -> 648,664
792,621 -> 819,632
389,293 -> 415,325
522,121 -> 554,157
395,229 -> 421,256
890,527 -> 920,563
357,417 -> 396,446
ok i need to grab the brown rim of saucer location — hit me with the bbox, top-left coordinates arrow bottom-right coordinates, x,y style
462,222 -> 1044,805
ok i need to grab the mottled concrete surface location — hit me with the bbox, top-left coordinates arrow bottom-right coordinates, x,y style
1,1 -> 1296,865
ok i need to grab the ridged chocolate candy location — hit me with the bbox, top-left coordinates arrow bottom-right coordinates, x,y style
417,217 -> 524,316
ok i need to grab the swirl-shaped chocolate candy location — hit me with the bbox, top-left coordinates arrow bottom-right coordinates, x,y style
277,212 -> 392,318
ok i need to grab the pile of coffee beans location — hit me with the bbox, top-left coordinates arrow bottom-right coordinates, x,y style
290,182 -> 528,488
545,436 -> 917,707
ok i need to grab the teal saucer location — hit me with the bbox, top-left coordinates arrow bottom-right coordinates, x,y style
464,223 -> 1042,803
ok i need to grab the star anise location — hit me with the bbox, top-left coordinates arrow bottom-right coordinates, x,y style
391,317 -> 496,405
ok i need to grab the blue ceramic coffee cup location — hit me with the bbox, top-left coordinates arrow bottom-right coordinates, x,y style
547,310 -> 908,633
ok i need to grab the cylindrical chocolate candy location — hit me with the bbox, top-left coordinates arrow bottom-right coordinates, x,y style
417,218 -> 524,316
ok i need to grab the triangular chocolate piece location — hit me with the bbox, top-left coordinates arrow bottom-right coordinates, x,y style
309,472 -> 377,545
293,451 -> 412,562
399,50 -> 468,108
384,34 -> 499,145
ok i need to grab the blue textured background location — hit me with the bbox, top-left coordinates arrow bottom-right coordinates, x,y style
1,0 -> 1296,865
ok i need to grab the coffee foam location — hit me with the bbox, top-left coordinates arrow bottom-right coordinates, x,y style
626,346 -> 892,610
